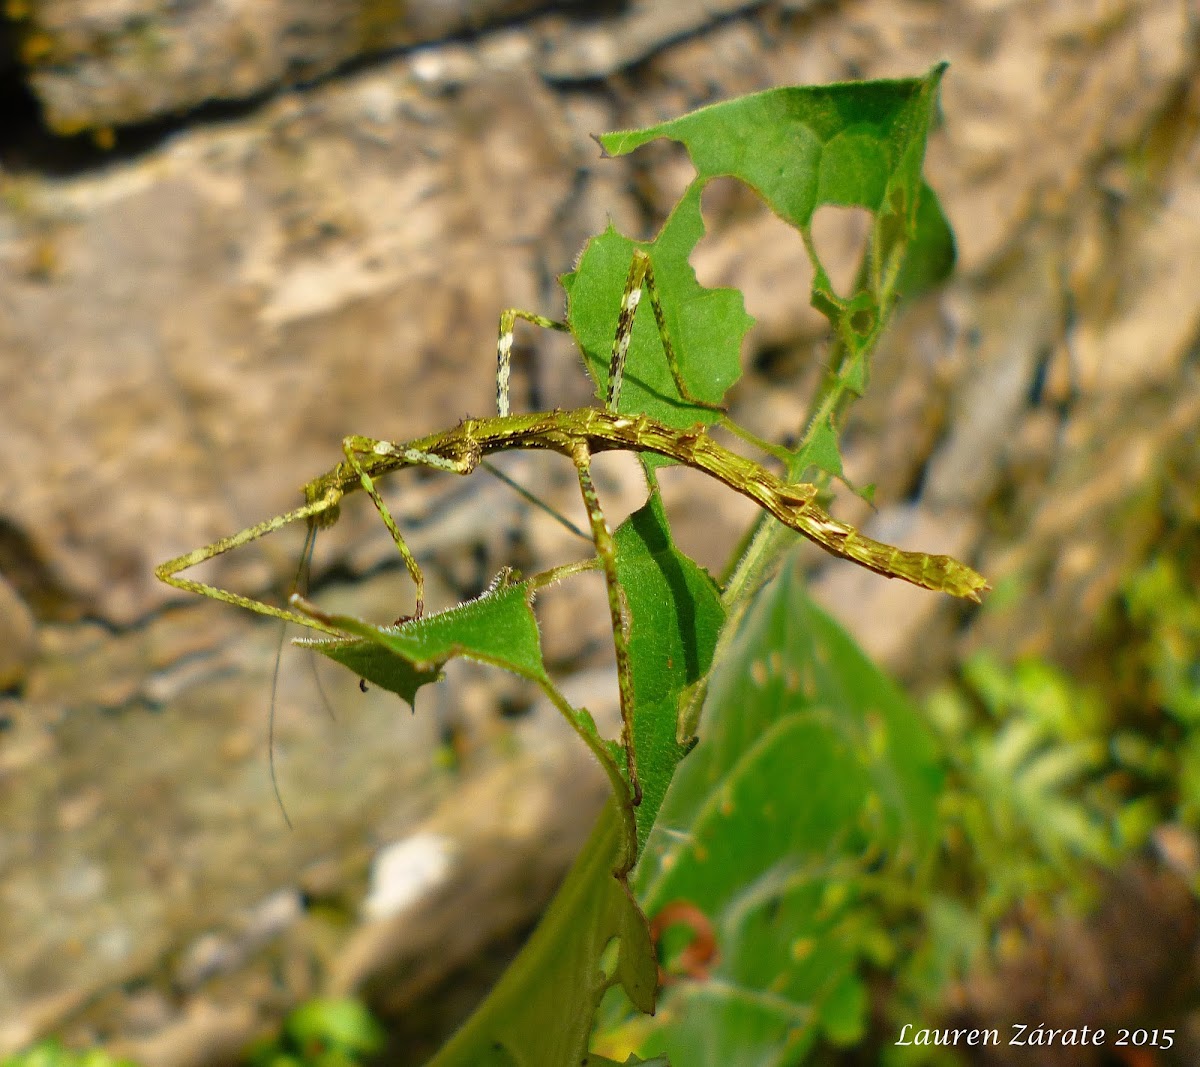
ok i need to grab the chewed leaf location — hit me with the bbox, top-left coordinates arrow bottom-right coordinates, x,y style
297,570 -> 550,701
597,65 -> 953,493
298,636 -> 441,708
295,572 -> 637,837
562,181 -> 753,461
599,67 -> 947,229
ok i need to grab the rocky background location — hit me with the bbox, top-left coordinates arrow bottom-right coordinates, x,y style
1,0 -> 1198,1064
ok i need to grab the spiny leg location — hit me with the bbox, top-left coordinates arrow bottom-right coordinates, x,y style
341,434 -> 482,620
341,436 -> 429,619
496,308 -> 571,417
156,495 -> 345,632
494,308 -> 598,543
607,248 -> 725,415
158,484 -> 349,825
570,440 -> 642,806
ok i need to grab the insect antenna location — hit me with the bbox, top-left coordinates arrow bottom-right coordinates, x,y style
480,459 -> 590,542
266,520 -> 330,829
270,619 -> 295,830
295,524 -> 337,723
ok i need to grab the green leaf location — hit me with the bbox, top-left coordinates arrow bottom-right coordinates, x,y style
894,181 -> 956,300
613,492 -> 726,849
297,571 -> 639,866
601,72 -> 943,222
598,65 -> 952,488
300,634 -> 442,707
791,413 -> 845,484
598,557 -> 941,1065
302,570 -> 548,697
427,801 -> 656,1067
562,181 -> 753,457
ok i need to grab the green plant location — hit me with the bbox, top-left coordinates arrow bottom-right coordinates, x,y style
930,655 -> 1123,910
160,67 -> 968,1064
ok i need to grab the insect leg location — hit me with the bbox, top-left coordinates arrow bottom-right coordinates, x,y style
340,436 -> 431,619
479,459 -> 591,542
341,433 -> 483,619
570,440 -> 642,806
496,308 -> 571,416
156,495 -> 344,632
604,249 -> 726,414
636,249 -> 726,413
604,252 -> 645,412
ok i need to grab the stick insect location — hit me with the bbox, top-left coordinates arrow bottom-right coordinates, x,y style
158,248 -> 988,808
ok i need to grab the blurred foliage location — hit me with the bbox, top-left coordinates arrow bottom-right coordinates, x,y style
881,542 -> 1200,1063
929,653 -> 1123,911
1,1044 -> 137,1067
1117,555 -> 1200,829
590,535 -> 1200,1065
245,999 -> 385,1067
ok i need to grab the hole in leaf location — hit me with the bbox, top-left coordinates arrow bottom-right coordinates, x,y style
625,137 -> 697,223
809,205 -> 873,300
850,308 -> 874,335
693,177 -> 822,350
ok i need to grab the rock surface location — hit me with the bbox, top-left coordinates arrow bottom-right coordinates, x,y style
13,0 -> 561,133
0,0 -> 1198,1063
11,0 -> 770,133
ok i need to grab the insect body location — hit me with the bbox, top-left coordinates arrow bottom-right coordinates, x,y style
157,407 -> 987,628
157,245 -> 987,808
